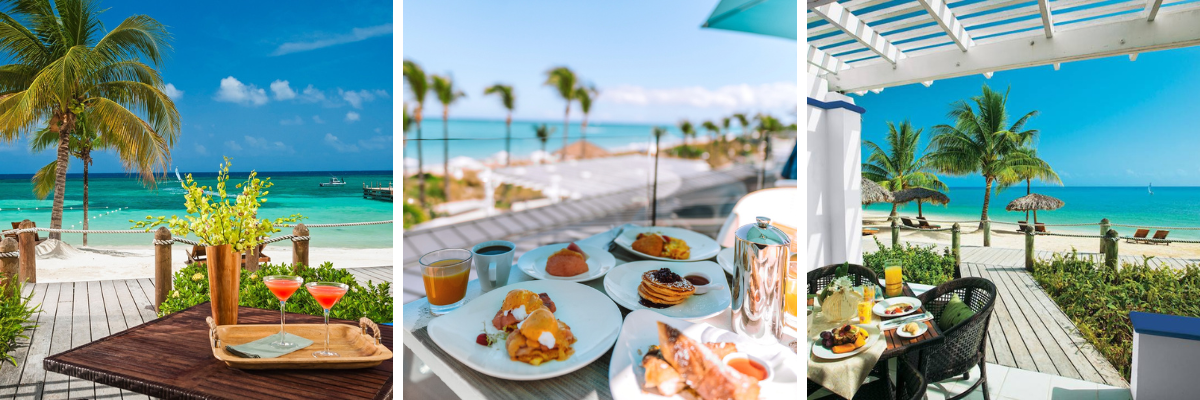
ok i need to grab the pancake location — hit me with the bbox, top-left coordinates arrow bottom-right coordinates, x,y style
638,268 -> 695,308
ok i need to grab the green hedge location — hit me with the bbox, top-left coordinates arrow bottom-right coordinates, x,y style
862,237 -> 956,286
0,284 -> 39,366
1031,251 -> 1200,380
159,262 -> 393,323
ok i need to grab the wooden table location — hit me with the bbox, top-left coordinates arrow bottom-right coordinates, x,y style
43,303 -> 393,400
401,224 -> 796,400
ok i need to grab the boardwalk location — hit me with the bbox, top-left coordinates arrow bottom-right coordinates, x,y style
0,266 -> 392,399
865,241 -> 1132,387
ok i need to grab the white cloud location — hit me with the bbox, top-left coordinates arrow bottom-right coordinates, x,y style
272,23 -> 393,56
312,115 -> 325,124
225,141 -> 242,151
301,85 -> 326,103
372,89 -> 390,98
195,144 -> 207,155
162,83 -> 183,100
603,82 -> 796,111
358,135 -> 391,150
280,116 -> 304,126
339,89 -> 378,109
374,127 -> 381,133
345,111 -> 360,122
214,76 -> 268,106
243,136 -> 294,154
324,133 -> 359,153
270,80 -> 296,100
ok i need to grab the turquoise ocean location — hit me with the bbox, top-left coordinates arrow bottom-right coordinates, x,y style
865,186 -> 1200,240
0,171 -> 394,248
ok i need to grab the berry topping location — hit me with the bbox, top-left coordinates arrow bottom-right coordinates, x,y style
650,268 -> 682,284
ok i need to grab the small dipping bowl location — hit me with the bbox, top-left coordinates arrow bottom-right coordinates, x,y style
684,272 -> 717,295
722,352 -> 774,382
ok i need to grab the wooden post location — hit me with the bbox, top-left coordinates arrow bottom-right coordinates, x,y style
1025,225 -> 1035,272
292,223 -> 309,270
244,245 -> 261,272
154,227 -> 171,311
1099,218 -> 1111,254
951,223 -> 961,278
0,238 -> 19,297
1105,229 -> 1119,270
17,220 -> 35,283
983,219 -> 992,247
890,217 -> 899,248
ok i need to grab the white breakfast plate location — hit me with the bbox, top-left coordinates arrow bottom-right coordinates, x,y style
895,322 -> 929,338
810,324 -> 881,360
614,227 -> 721,262
603,260 -> 730,321
873,296 -> 922,318
716,247 -> 735,275
608,310 -> 800,400
517,243 -> 616,282
427,280 -> 622,380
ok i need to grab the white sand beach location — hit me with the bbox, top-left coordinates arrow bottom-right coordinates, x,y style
26,241 -> 393,283
864,210 -> 1200,259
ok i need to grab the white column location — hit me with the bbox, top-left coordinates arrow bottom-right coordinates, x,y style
805,74 -> 864,271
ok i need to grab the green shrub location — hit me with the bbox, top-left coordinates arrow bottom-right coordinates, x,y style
159,262 -> 393,323
403,202 -> 428,229
1031,251 -> 1200,380
862,237 -> 956,286
0,283 -> 40,366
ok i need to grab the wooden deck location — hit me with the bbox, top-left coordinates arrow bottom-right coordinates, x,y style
0,266 -> 392,399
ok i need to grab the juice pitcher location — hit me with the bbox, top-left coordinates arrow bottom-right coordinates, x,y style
732,216 -> 792,344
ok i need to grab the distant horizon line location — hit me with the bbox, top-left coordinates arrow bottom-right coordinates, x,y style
419,116 -> 787,127
0,170 -> 394,179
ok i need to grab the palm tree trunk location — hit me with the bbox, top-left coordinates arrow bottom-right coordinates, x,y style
82,156 -> 89,246
980,177 -> 994,229
581,116 -> 588,159
505,114 -> 512,167
417,120 -> 425,207
50,123 -> 73,241
442,110 -> 450,203
890,204 -> 898,217
1025,179 -> 1031,221
562,106 -> 570,162
540,143 -> 546,164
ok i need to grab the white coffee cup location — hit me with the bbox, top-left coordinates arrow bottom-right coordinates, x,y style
471,240 -> 515,293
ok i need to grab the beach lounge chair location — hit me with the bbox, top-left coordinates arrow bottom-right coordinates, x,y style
1017,221 -> 1029,232
1035,223 -> 1047,233
5,222 -> 46,245
917,217 -> 941,229
901,217 -> 921,229
1127,229 -> 1150,243
185,245 -> 208,266
1151,230 -> 1170,245
862,228 -> 879,236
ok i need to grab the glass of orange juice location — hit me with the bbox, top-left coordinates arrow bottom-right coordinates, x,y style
884,260 -> 904,297
783,262 -> 798,318
421,249 -> 473,315
857,300 -> 872,324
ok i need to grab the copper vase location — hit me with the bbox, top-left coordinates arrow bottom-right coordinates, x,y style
206,244 -> 240,325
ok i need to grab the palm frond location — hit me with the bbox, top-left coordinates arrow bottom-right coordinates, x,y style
30,159 -> 56,199
93,14 -> 171,67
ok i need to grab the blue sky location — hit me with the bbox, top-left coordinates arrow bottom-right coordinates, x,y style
403,1 -> 797,125
0,0 -> 392,174
855,46 -> 1200,188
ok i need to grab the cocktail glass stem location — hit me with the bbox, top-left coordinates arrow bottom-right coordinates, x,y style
278,300 -> 287,343
323,308 -> 331,354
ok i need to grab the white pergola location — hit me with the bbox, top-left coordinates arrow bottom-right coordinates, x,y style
804,0 -> 1200,270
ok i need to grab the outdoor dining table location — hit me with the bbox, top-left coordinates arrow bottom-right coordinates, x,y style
807,283 -> 944,399
401,223 -> 798,400
43,303 -> 394,400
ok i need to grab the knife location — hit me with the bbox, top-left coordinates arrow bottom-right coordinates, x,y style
882,312 -> 932,330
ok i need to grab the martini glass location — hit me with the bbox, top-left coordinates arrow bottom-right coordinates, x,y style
306,282 -> 349,357
263,275 -> 304,348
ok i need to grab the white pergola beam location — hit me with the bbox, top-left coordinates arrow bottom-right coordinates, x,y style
810,2 -> 906,65
1146,0 -> 1164,21
823,6 -> 1200,93
1038,0 -> 1055,38
916,0 -> 974,52
807,45 -> 848,75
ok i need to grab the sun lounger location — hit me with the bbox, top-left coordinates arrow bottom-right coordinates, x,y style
901,217 -> 921,229
1127,229 -> 1150,243
1151,230 -> 1170,245
6,222 -> 46,244
185,244 -> 271,266
1017,221 -> 1029,232
917,217 -> 941,229
862,228 -> 879,236
1035,223 -> 1047,233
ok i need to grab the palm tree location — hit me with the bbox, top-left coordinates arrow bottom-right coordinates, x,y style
483,84 -> 515,166
862,121 -> 947,217
575,85 -> 597,159
533,124 -> 555,164
678,120 -> 695,149
402,104 -> 413,136
402,60 -> 430,207
701,121 -> 720,151
732,113 -> 750,141
544,67 -> 577,159
0,1 -> 180,240
997,147 -> 1060,221
431,74 -> 465,203
928,85 -> 1041,227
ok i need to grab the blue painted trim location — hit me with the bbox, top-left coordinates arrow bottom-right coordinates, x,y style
1130,311 -> 1200,342
381,322 -> 393,326
807,97 -> 867,114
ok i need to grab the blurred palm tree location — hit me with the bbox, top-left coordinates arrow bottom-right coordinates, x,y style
721,117 -> 732,140
0,0 -> 180,240
732,113 -> 750,141
575,85 -> 597,159
432,74 -> 466,202
544,67 -> 577,158
862,121 -> 947,217
533,124 -> 555,164
403,104 -> 413,136
483,84 -> 515,166
701,121 -> 720,152
678,120 -> 695,148
403,60 -> 430,206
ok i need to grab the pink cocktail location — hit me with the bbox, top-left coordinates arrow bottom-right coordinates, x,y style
263,275 -> 304,348
306,282 -> 349,357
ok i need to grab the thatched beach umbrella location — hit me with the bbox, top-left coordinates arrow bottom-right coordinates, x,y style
1006,193 -> 1064,225
861,178 -> 893,205
892,187 -> 950,218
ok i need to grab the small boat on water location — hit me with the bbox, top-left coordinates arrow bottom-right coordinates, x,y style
1149,182 -> 1154,195
320,177 -> 346,187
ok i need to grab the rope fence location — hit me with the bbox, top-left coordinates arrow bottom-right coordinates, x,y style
0,220 -> 392,247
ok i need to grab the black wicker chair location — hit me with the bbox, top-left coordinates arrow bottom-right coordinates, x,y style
808,263 -> 880,294
912,277 -> 998,400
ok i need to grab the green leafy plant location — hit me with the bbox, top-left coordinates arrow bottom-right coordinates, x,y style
1031,251 -> 1200,380
158,262 -> 393,323
131,158 -> 303,252
0,283 -> 40,366
863,237 -> 956,286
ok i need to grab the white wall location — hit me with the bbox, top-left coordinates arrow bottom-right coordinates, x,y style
806,73 -> 863,271
1131,331 -> 1200,399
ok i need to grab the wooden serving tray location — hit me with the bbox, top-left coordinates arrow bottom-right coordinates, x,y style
207,316 -> 393,369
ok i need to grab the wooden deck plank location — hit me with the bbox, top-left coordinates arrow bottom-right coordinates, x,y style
966,263 -> 1016,368
991,265 -> 1081,380
86,281 -> 122,400
0,283 -> 48,399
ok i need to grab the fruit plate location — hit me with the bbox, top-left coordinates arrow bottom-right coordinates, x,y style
517,243 -> 616,282
427,280 -> 622,380
608,310 -> 800,400
602,260 -> 730,321
810,324 -> 881,360
873,296 -> 922,318
613,226 -> 721,262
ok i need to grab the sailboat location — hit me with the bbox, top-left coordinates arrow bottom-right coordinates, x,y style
1149,182 -> 1154,195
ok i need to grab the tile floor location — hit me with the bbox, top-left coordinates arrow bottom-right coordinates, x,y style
924,363 -> 1131,400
